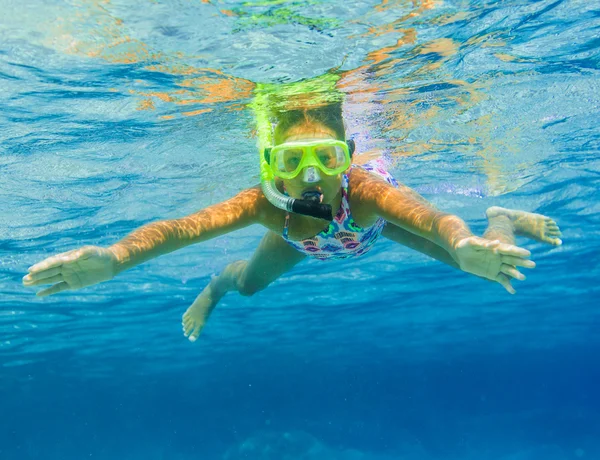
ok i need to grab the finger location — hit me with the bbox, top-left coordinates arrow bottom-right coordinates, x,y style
482,239 -> 500,249
36,282 -> 70,297
501,255 -> 536,269
495,273 -> 516,294
26,274 -> 65,287
28,257 -> 63,275
500,264 -> 525,281
28,249 -> 80,274
23,267 -> 63,286
495,243 -> 531,258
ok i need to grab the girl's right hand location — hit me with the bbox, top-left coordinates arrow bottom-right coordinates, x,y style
454,236 -> 535,294
22,246 -> 119,297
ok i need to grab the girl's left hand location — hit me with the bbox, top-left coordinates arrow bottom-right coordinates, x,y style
454,236 -> 536,294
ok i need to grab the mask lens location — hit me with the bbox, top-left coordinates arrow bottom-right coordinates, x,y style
315,145 -> 346,171
278,148 -> 304,173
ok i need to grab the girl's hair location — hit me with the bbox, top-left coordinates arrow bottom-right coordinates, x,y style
273,103 -> 346,145
249,73 -> 345,151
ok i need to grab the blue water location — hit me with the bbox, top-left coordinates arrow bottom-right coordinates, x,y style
1,0 -> 599,459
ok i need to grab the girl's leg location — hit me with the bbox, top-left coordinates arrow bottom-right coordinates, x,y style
484,206 -> 562,246
182,231 -> 305,341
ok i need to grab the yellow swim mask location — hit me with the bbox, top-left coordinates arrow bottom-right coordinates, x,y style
264,139 -> 355,179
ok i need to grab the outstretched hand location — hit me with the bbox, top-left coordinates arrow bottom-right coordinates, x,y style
22,246 -> 118,297
454,236 -> 535,294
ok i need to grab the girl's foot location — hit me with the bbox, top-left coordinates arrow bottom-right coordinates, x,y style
486,206 -> 562,246
182,276 -> 220,342
181,261 -> 246,342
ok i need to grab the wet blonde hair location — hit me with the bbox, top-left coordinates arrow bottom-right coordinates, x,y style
249,73 -> 346,151
273,103 -> 346,145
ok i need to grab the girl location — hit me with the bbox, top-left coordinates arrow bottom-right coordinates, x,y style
23,77 -> 562,342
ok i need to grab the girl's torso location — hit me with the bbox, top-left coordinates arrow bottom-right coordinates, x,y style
278,161 -> 398,260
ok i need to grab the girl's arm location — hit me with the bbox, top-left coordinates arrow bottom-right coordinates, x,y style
352,168 -> 472,259
351,168 -> 533,292
23,186 -> 267,296
111,186 -> 264,273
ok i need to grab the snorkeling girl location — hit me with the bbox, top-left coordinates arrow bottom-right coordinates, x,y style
22,76 -> 562,342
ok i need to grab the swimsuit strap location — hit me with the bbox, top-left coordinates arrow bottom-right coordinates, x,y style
283,213 -> 291,239
340,173 -> 350,210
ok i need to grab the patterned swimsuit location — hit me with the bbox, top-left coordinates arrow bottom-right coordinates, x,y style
282,160 -> 399,260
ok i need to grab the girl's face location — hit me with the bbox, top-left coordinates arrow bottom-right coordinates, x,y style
278,124 -> 345,205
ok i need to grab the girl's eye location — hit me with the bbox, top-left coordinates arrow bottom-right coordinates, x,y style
283,149 -> 303,171
316,147 -> 336,166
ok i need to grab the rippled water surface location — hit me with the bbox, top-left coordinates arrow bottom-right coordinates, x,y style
1,0 -> 599,459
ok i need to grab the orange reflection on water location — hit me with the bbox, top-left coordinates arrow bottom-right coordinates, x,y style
48,0 -> 523,193
145,64 -> 212,76
366,28 -> 417,68
430,11 -> 471,25
129,70 -> 255,118
374,0 -> 437,14
182,108 -> 213,117
87,36 -> 161,64
52,0 -> 166,64
178,73 -> 255,105
339,28 -> 416,95
419,38 -> 458,58
137,98 -> 156,111
361,0 -> 437,38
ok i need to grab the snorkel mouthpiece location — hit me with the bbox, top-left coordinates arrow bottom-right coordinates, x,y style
291,198 -> 332,221
302,190 -> 323,203
260,180 -> 333,220
296,190 -> 331,220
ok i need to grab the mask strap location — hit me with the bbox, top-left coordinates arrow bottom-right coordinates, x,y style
347,139 -> 355,157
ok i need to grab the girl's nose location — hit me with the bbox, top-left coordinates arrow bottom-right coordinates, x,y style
302,166 -> 321,183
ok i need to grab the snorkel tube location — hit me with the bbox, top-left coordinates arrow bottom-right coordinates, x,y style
251,74 -> 345,221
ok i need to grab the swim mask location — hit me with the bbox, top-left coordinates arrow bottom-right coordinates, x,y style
264,139 -> 355,180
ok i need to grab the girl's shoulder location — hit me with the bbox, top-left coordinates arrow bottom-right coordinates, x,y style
347,164 -> 395,196
248,184 -> 289,233
347,166 -> 395,226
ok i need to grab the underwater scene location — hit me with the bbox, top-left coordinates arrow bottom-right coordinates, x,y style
1,0 -> 599,458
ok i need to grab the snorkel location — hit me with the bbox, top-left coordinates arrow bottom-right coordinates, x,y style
261,172 -> 333,220
259,146 -> 333,221
251,74 -> 345,221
